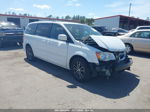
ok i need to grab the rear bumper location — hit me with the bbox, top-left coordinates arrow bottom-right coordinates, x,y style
89,58 -> 133,77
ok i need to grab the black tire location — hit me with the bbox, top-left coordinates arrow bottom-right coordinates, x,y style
70,57 -> 91,82
26,45 -> 35,61
0,40 -> 3,48
125,44 -> 133,54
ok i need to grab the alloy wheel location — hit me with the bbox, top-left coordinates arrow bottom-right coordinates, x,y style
125,44 -> 132,54
72,61 -> 86,80
26,46 -> 34,61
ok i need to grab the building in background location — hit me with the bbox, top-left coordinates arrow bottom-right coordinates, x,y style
0,14 -> 79,29
94,15 -> 150,31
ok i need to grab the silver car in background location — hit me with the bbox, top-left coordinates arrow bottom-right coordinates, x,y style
118,29 -> 150,54
136,26 -> 150,30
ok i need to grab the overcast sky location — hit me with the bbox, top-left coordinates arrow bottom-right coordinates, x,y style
0,0 -> 149,19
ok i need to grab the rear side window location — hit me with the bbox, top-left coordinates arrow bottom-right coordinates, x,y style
35,23 -> 52,37
25,24 -> 37,35
50,24 -> 68,39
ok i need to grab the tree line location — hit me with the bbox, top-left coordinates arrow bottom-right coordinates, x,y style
4,12 -> 94,26
48,15 -> 94,26
4,12 -> 150,26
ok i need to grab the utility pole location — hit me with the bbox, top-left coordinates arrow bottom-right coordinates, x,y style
129,3 -> 132,16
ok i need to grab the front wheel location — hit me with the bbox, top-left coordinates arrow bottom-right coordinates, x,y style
71,57 -> 91,82
125,44 -> 133,54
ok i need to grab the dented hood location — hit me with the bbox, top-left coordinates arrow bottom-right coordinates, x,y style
90,35 -> 126,52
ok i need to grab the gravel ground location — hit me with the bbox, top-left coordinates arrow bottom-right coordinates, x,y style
0,45 -> 150,109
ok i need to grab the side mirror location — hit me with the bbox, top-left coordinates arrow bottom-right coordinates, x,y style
58,34 -> 67,41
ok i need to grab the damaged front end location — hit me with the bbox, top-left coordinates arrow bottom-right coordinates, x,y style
83,35 -> 133,77
89,52 -> 133,77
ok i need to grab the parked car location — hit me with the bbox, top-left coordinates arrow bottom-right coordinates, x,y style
92,26 -> 118,36
23,21 -> 133,82
118,29 -> 150,54
136,26 -> 150,30
92,26 -> 107,33
0,22 -> 23,48
93,26 -> 128,36
112,28 -> 129,36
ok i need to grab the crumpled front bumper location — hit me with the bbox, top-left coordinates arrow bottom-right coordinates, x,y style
114,58 -> 133,72
89,57 -> 133,77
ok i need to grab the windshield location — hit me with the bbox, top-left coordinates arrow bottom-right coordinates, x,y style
65,24 -> 102,40
0,22 -> 18,29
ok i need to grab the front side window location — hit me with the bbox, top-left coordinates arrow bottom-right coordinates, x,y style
65,24 -> 101,41
139,31 -> 150,39
130,32 -> 141,38
25,23 -> 37,35
50,24 -> 68,39
131,31 -> 150,39
35,23 -> 52,37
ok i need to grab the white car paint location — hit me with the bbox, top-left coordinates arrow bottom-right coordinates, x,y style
23,21 -> 126,70
90,35 -> 126,52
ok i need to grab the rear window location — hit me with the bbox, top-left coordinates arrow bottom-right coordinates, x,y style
25,23 -> 37,35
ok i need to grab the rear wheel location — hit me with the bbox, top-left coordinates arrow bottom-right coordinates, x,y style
26,45 -> 35,61
70,57 -> 91,82
125,44 -> 133,54
0,40 -> 3,48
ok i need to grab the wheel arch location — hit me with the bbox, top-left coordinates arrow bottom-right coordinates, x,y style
125,43 -> 134,50
25,43 -> 31,48
25,43 -> 35,55
69,55 -> 88,69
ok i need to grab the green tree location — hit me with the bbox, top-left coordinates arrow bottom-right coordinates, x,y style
48,15 -> 53,18
85,18 -> 94,26
146,17 -> 150,21
65,15 -> 71,20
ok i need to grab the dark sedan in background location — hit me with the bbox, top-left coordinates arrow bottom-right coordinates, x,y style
93,26 -> 128,36
0,22 -> 23,48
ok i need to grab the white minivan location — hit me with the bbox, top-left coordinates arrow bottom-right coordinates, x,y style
23,21 -> 133,82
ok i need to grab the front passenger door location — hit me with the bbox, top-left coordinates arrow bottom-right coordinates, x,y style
130,31 -> 150,52
47,24 -> 69,68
